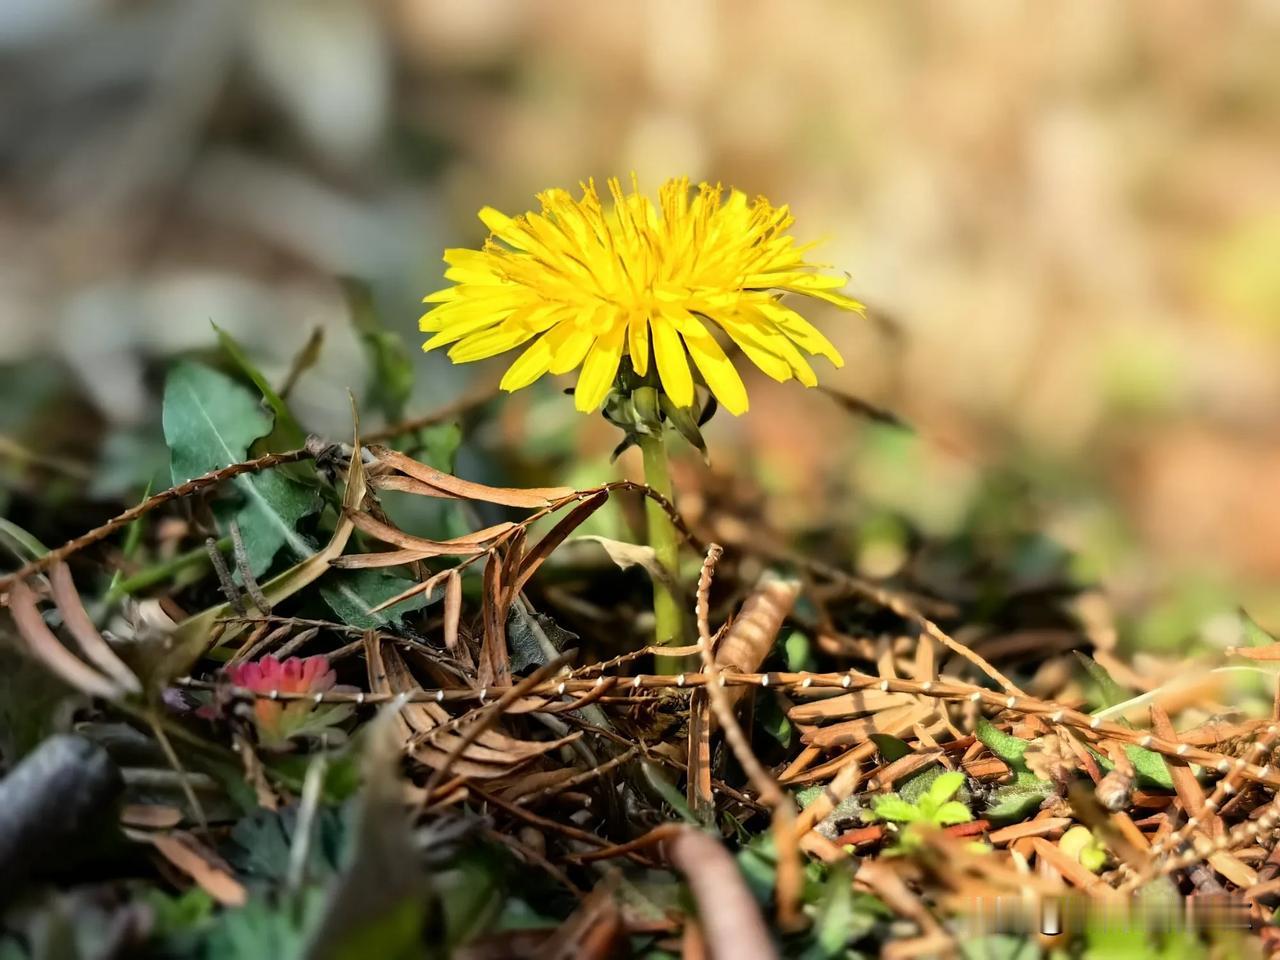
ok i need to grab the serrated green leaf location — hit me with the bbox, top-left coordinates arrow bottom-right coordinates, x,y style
868,796 -> 920,824
927,770 -> 967,805
319,571 -> 439,629
213,322 -> 307,450
975,717 -> 1031,769
201,890 -> 324,960
138,887 -> 216,940
932,800 -> 974,826
899,763 -> 960,805
795,785 -> 825,810
163,362 -> 319,576
226,806 -> 345,889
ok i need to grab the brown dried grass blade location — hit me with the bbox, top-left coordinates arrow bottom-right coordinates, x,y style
421,652 -> 576,796
346,510 -> 500,556
330,549 -> 449,569
687,688 -> 714,815
368,568 -> 453,614
788,690 -> 917,722
373,447 -> 573,508
513,491 -> 608,594
803,701 -> 938,748
49,562 -> 141,693
7,578 -> 123,699
1150,705 -> 1214,834
478,551 -> 510,688
149,831 -> 247,907
443,569 -> 462,653
367,474 -> 459,499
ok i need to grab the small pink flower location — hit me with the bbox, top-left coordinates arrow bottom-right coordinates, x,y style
224,655 -> 340,746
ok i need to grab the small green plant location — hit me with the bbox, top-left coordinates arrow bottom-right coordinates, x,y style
1060,825 -> 1109,873
862,770 -> 974,854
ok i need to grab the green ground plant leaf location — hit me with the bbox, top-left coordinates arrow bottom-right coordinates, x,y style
163,361 -> 319,577
213,322 -> 308,450
319,571 -> 439,629
975,717 -> 1031,769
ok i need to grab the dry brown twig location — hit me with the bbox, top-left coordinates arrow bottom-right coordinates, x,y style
695,544 -> 803,932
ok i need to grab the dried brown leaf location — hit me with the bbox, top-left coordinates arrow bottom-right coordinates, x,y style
373,447 -> 573,508
513,492 -> 608,595
7,578 -> 122,699
150,832 -> 247,907
49,563 -> 140,693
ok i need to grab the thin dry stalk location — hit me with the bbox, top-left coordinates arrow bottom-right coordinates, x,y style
664,826 -> 778,960
0,449 -> 313,590
695,545 -> 802,931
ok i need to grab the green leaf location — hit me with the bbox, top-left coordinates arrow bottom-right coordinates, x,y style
867,796 -> 920,824
163,362 -> 319,576
139,887 -> 216,940
795,785 -> 825,810
926,770 -> 967,805
975,717 -> 1031,769
737,833 -> 779,906
319,571 -> 438,630
757,693 -> 793,748
1074,652 -> 1130,712
301,709 -> 438,959
507,604 -> 569,673
213,322 -> 307,450
898,763 -> 948,805
959,935 -> 1039,960
806,866 -> 878,958
346,281 -> 415,423
226,806 -> 345,889
783,630 -> 812,673
201,890 -> 322,960
984,771 -> 1054,822
415,422 -> 462,473
1240,608 -> 1278,647
0,518 -> 48,562
870,734 -> 912,763
1125,745 -> 1174,791
932,801 -> 973,826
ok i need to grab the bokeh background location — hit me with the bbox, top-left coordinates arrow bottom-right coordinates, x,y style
2,0 -> 1278,654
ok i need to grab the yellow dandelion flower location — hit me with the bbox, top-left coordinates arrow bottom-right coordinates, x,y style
420,176 -> 863,416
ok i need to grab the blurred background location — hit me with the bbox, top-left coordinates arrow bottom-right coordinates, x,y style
1,0 -> 1278,655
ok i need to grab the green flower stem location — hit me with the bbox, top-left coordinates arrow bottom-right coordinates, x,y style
638,429 -> 686,672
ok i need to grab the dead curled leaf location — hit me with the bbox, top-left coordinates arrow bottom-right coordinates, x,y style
370,447 -> 573,508
572,535 -> 673,589
149,831 -> 247,907
6,578 -> 124,700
